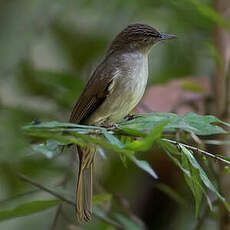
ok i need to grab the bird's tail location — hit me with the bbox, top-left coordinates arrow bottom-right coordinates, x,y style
76,144 -> 96,222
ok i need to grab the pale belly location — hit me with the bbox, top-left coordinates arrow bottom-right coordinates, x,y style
87,54 -> 148,124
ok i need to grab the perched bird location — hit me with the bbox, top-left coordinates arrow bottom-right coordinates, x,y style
69,23 -> 176,222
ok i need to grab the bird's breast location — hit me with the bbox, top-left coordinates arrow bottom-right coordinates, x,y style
105,53 -> 149,121
121,53 -> 149,107
87,52 -> 149,124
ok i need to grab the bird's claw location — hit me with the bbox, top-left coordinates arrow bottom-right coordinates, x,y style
98,121 -> 119,129
124,113 -> 135,121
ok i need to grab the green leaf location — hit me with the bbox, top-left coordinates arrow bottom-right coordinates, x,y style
0,200 -> 59,222
26,127 -> 132,155
102,129 -> 130,167
118,127 -> 147,138
102,129 -> 125,148
25,131 -> 86,147
32,140 -> 63,158
160,141 -> 212,215
181,113 -> 227,135
23,113 -> 229,141
158,140 -> 181,155
125,121 -> 168,151
119,112 -> 176,131
130,155 -> 158,179
119,122 -> 167,179
70,132 -> 133,155
181,150 -> 203,216
159,140 -> 191,177
179,145 -> 230,212
23,120 -> 104,130
25,120 -> 160,179
120,112 -> 227,136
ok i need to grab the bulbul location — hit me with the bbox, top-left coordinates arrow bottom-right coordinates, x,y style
69,23 -> 176,222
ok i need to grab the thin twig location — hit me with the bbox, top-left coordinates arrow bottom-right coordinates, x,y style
51,203 -> 63,230
17,173 -> 75,206
17,173 -> 123,229
51,151 -> 74,230
162,138 -> 230,165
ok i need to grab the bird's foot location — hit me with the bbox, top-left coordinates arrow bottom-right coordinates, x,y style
98,121 -> 119,129
124,113 -> 135,121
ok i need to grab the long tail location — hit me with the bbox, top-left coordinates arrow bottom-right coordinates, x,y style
76,144 -> 96,222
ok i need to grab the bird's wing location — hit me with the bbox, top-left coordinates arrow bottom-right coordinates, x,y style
69,61 -> 119,124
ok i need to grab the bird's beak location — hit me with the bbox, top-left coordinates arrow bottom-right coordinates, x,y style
159,33 -> 177,40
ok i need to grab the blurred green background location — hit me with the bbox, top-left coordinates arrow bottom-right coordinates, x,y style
0,0 -> 228,229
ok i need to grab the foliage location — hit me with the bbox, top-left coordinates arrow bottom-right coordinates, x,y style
3,112 -> 225,229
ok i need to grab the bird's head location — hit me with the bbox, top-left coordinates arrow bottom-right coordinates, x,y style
108,23 -> 176,54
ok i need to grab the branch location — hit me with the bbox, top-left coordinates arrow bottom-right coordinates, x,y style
51,203 -> 63,230
17,173 -> 75,206
17,173 -> 123,230
51,151 -> 74,230
162,138 -> 230,165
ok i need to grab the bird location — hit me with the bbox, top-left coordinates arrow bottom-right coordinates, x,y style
69,23 -> 176,222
